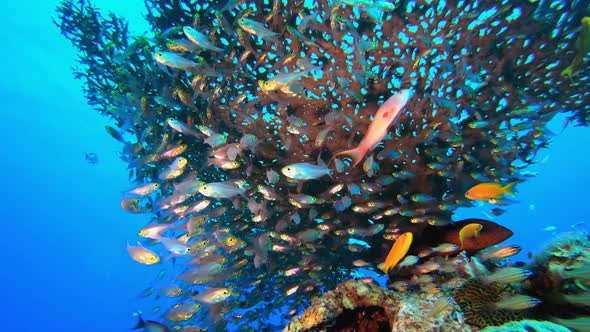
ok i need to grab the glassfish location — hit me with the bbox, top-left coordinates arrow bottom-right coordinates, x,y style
121,197 -> 142,213
183,26 -> 224,52
193,287 -> 232,304
281,162 -> 331,180
197,181 -> 246,198
237,18 -> 279,43
154,51 -> 199,70
127,242 -> 160,265
126,183 -> 160,196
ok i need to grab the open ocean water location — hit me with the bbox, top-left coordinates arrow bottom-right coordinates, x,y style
1,1 -> 589,331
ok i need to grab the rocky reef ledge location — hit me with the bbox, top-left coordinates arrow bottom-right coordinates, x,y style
284,278 -> 471,332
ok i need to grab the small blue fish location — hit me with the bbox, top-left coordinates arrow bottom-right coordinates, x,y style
281,162 -> 331,180
85,152 -> 98,164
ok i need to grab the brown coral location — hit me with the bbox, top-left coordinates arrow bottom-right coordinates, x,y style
454,278 -> 524,328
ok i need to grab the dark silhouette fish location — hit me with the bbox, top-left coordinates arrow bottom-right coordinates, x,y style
84,152 -> 98,164
131,315 -> 170,332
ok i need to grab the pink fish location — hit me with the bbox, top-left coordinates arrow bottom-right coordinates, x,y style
331,89 -> 411,166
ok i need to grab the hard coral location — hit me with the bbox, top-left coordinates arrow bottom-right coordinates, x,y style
525,232 -> 590,323
391,292 -> 473,332
454,278 -> 524,328
283,279 -> 399,332
532,232 -> 590,275
285,279 -> 472,332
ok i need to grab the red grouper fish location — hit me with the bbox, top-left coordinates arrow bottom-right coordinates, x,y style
331,89 -> 411,166
409,218 -> 514,257
436,219 -> 513,254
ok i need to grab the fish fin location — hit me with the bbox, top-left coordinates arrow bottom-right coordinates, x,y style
329,146 -> 367,167
161,253 -> 177,264
317,153 -> 333,180
206,303 -> 224,326
131,314 -> 145,330
502,182 -> 518,196
296,181 -> 304,193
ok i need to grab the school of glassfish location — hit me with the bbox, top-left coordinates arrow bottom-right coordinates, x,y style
55,0 -> 590,330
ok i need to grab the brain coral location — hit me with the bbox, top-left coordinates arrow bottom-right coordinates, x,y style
454,278 -> 524,328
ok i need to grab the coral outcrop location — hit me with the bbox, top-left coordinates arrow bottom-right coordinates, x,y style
454,278 -> 524,328
284,279 -> 471,332
525,232 -> 590,328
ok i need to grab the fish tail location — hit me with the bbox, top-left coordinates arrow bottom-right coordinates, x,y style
131,314 -> 145,330
502,182 -> 518,196
329,146 -> 367,167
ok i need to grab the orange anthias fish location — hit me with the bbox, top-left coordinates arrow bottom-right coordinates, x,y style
380,232 -> 413,273
465,182 -> 517,202
331,89 -> 411,166
459,223 -> 483,249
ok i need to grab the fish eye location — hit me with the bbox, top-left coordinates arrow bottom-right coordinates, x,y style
154,183 -> 160,187
202,186 -> 207,190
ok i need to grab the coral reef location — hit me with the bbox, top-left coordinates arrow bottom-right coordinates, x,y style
480,320 -> 571,332
54,0 -> 590,329
525,232 -> 590,327
454,278 -> 524,328
531,232 -> 590,275
284,279 -> 399,332
284,278 -> 471,332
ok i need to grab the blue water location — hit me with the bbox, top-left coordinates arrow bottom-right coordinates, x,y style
1,1 -> 588,331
